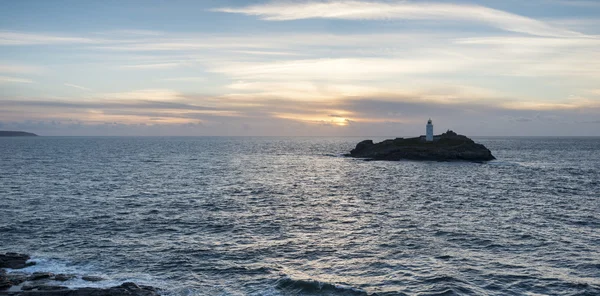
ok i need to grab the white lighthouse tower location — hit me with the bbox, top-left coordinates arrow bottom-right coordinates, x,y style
426,118 -> 433,142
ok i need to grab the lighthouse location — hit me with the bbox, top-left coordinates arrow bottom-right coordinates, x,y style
426,119 -> 433,142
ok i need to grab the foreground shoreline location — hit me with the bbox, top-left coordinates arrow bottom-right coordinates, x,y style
0,253 -> 160,296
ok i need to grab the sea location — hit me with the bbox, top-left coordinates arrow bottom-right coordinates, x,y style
0,136 -> 599,296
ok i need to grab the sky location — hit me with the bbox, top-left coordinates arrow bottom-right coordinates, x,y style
1,0 -> 600,136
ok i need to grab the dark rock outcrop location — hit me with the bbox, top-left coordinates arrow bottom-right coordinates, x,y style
0,253 -> 160,295
5,273 -> 28,286
80,276 -> 104,282
0,253 -> 34,269
22,284 -> 69,291
10,282 -> 159,296
348,130 -> 495,162
0,270 -> 10,290
29,272 -> 54,281
0,131 -> 38,137
53,274 -> 75,282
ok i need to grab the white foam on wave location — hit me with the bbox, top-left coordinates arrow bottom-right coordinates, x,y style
485,160 -> 522,167
5,256 -> 94,275
5,256 -> 166,290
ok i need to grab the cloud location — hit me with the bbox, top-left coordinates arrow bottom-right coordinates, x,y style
0,76 -> 33,83
456,36 -> 600,47
210,58 -> 472,82
214,1 -> 583,37
545,0 -> 600,7
2,84 -> 600,136
64,83 -> 91,91
90,32 -> 436,53
94,40 -> 270,51
120,62 -> 184,69
3,94 -> 598,136
228,50 -> 305,56
160,77 -> 206,82
0,98 -> 219,112
500,96 -> 600,110
102,29 -> 164,36
0,31 -> 101,45
0,64 -> 44,74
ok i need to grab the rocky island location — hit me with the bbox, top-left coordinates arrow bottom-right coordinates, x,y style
0,131 -> 38,137
347,130 -> 495,162
1,253 -> 160,295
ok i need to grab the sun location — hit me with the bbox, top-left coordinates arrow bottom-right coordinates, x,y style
332,117 -> 349,126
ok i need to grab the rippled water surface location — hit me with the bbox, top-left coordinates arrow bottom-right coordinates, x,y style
1,137 -> 599,295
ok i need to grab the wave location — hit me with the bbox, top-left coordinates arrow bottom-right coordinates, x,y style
484,160 -> 522,167
276,276 -> 368,295
322,153 -> 348,158
4,255 -> 162,290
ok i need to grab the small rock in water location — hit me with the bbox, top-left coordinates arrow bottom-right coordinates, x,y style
81,275 -> 105,282
21,284 -> 37,291
7,272 -> 28,285
22,283 -> 69,291
108,282 -> 159,296
30,272 -> 55,281
37,285 -> 69,291
0,269 -> 11,290
0,253 -> 160,295
121,282 -> 141,290
53,273 -> 75,281
0,252 -> 33,269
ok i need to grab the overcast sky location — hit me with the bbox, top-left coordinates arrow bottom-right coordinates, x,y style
1,0 -> 600,136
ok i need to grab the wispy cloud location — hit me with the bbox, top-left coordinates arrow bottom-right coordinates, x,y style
456,36 -> 600,47
209,58 -> 473,81
0,76 -> 33,83
0,31 -> 101,45
99,89 -> 183,101
90,33 -> 437,53
101,29 -> 164,36
214,1 -> 584,37
121,62 -> 184,69
160,77 -> 206,82
3,90 -> 598,136
0,64 -> 44,74
545,0 -> 600,7
64,83 -> 92,91
228,50 -> 305,56
500,96 -> 600,110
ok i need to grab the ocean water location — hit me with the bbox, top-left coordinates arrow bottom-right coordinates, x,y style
0,136 -> 599,296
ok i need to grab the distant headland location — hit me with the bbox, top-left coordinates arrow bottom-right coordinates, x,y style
0,131 -> 38,137
347,119 -> 495,162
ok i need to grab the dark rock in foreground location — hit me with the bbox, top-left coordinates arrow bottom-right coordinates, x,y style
80,276 -> 104,283
29,273 -> 54,281
53,275 -> 75,282
1,253 -> 160,296
348,130 -> 495,162
4,282 -> 159,296
0,254 -> 34,270
277,276 -> 367,295
0,131 -> 38,137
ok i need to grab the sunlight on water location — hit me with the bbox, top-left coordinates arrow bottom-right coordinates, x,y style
1,137 -> 599,295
